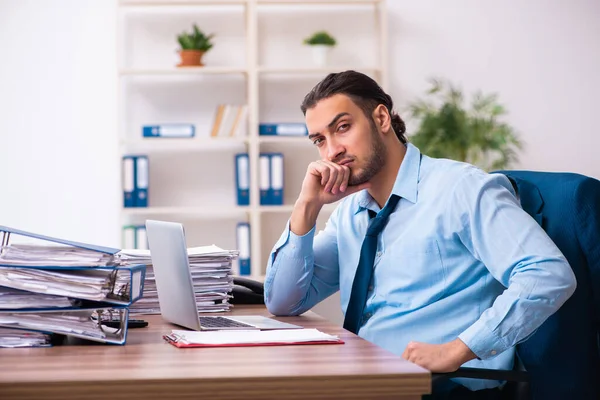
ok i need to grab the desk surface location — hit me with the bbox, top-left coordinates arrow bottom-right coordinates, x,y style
0,305 -> 430,400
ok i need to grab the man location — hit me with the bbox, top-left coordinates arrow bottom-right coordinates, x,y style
263,70 -> 576,399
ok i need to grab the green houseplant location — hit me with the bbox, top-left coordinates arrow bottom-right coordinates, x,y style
176,24 -> 214,67
407,78 -> 523,171
303,31 -> 337,67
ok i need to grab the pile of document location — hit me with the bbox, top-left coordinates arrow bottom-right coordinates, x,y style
0,225 -> 146,347
164,328 -> 344,349
120,245 -> 238,315
0,327 -> 52,348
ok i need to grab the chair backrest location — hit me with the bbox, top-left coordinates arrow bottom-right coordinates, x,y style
495,170 -> 600,400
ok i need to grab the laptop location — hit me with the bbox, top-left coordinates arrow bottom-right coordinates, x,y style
145,219 -> 302,331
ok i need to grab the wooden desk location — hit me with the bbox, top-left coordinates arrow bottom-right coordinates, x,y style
0,305 -> 430,400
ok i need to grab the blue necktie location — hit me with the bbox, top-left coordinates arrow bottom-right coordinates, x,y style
343,194 -> 400,334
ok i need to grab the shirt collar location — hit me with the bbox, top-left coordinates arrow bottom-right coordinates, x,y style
355,143 -> 421,214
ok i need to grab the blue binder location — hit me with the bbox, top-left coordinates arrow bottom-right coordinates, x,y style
259,153 -> 270,205
122,225 -> 136,249
235,153 -> 250,206
259,153 -> 284,205
122,155 -> 136,208
135,155 -> 149,207
269,153 -> 284,205
135,225 -> 148,250
259,123 -> 308,136
0,225 -> 146,307
236,222 -> 251,276
143,124 -> 195,138
0,306 -> 131,345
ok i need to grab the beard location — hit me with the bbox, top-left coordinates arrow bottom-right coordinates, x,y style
347,124 -> 387,186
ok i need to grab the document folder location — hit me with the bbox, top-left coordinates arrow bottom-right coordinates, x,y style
0,225 -> 146,306
163,328 -> 344,348
122,156 -> 135,208
235,153 -> 250,206
0,306 -> 130,345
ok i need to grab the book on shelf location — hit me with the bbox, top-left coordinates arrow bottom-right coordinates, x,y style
122,155 -> 149,208
122,225 -> 148,250
259,123 -> 308,136
236,222 -> 251,276
211,104 -> 248,138
235,153 -> 250,206
259,152 -> 284,205
142,124 -> 195,138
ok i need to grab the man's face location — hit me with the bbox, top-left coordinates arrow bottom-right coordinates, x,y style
305,94 -> 386,186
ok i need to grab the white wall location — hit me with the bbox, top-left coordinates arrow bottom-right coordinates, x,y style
0,0 -> 599,323
0,0 -> 119,245
388,0 -> 600,177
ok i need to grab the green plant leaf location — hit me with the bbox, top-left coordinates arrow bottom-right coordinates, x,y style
176,24 -> 215,51
406,79 -> 523,171
303,30 -> 337,46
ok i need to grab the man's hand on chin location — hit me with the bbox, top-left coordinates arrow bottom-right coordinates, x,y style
401,338 -> 477,372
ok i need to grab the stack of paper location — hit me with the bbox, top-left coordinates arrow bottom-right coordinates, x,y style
0,287 -> 73,309
0,327 -> 52,348
118,249 -> 155,314
0,267 -> 132,302
120,245 -> 238,315
164,328 -> 344,348
0,244 -> 118,266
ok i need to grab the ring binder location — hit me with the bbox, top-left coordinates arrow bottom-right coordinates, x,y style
0,225 -> 146,306
0,307 -> 130,345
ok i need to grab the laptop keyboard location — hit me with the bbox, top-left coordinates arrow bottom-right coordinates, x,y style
199,316 -> 254,329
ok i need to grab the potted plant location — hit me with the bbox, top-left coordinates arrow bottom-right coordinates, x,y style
303,31 -> 337,67
406,78 -> 523,171
176,24 -> 214,67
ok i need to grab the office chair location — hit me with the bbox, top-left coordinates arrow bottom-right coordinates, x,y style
436,170 -> 600,400
258,171 -> 600,399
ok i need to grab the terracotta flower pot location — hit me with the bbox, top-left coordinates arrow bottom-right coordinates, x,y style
178,50 -> 205,67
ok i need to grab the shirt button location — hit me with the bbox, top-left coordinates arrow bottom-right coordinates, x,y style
491,350 -> 497,355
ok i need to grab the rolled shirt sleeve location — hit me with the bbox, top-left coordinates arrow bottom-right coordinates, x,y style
453,170 -> 577,359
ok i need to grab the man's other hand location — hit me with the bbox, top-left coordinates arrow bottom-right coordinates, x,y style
401,338 -> 477,372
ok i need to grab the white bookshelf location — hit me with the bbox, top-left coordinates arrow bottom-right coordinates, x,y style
117,0 -> 388,279
119,67 -> 248,76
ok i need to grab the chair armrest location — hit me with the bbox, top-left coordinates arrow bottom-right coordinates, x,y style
433,367 -> 530,383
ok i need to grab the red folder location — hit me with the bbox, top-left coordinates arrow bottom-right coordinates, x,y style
162,328 -> 345,349
163,334 -> 344,348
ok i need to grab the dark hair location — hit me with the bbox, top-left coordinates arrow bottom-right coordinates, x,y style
300,70 -> 407,144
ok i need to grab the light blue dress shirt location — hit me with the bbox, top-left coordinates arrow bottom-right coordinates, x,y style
264,143 -> 576,390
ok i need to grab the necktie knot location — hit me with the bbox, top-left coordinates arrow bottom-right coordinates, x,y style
366,195 -> 400,237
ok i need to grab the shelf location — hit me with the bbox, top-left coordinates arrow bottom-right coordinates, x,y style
120,0 -> 247,5
122,207 -> 249,218
258,136 -> 311,145
258,0 -> 382,4
117,0 -> 387,276
258,66 -> 381,75
119,67 -> 248,76
121,137 -> 248,153
259,203 -> 338,213
121,204 -> 337,217
121,0 -> 382,4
